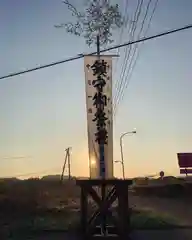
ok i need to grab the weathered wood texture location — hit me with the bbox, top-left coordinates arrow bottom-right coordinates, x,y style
76,179 -> 132,239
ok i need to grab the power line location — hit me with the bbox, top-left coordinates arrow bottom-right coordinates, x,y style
113,0 -> 130,76
114,0 -> 159,115
114,0 -> 151,114
114,0 -> 157,115
1,23 -> 192,80
113,0 -> 144,113
113,0 -> 141,111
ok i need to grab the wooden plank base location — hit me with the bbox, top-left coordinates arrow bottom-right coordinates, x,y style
76,179 -> 132,239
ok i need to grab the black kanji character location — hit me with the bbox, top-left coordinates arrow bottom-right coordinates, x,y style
86,64 -> 90,69
88,80 -> 91,85
95,128 -> 108,144
92,109 -> 108,122
92,76 -> 106,91
96,119 -> 107,128
92,92 -> 107,108
91,60 -> 107,77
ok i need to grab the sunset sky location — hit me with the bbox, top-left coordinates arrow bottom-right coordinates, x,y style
0,0 -> 192,179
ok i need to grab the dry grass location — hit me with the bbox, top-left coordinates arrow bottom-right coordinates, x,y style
0,178 -> 184,239
0,178 -> 81,237
0,178 -> 80,208
133,183 -> 192,199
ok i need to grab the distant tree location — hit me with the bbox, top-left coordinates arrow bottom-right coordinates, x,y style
55,0 -> 124,47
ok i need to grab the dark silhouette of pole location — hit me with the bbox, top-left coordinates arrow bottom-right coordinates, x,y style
61,147 -> 71,182
96,34 -> 106,179
61,149 -> 68,183
68,147 -> 71,180
97,33 -> 106,235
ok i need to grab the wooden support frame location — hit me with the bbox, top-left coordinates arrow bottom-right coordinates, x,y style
76,179 -> 132,239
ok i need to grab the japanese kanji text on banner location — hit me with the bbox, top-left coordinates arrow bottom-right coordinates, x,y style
84,56 -> 113,179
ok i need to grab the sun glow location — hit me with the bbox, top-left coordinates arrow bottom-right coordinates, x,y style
90,157 -> 97,167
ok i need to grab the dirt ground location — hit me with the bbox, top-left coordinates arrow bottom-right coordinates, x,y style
129,193 -> 192,226
1,182 -> 192,239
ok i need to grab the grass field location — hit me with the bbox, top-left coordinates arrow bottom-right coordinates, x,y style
0,177 -> 190,239
1,208 -> 178,239
130,209 -> 178,229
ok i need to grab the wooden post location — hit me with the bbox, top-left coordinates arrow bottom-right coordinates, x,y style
80,185 -> 88,235
76,179 -> 132,239
67,148 -> 71,180
60,149 -> 68,183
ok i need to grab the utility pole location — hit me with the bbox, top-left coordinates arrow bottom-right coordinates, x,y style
60,147 -> 71,183
67,147 -> 71,180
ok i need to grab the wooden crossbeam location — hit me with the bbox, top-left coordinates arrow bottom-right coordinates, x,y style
76,179 -> 132,239
87,186 -> 118,235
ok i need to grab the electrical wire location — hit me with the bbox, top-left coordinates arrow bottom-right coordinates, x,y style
114,0 -> 156,115
114,0 -> 154,115
114,0 -> 150,114
114,0 -> 159,115
113,2 -> 136,109
0,23 -> 192,80
113,0 -> 143,112
113,0 -> 141,108
113,0 -> 130,77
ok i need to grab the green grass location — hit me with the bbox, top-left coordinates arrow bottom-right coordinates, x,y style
131,209 -> 178,229
1,208 -> 179,239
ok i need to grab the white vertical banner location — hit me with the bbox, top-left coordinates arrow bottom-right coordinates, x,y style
84,55 -> 113,179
